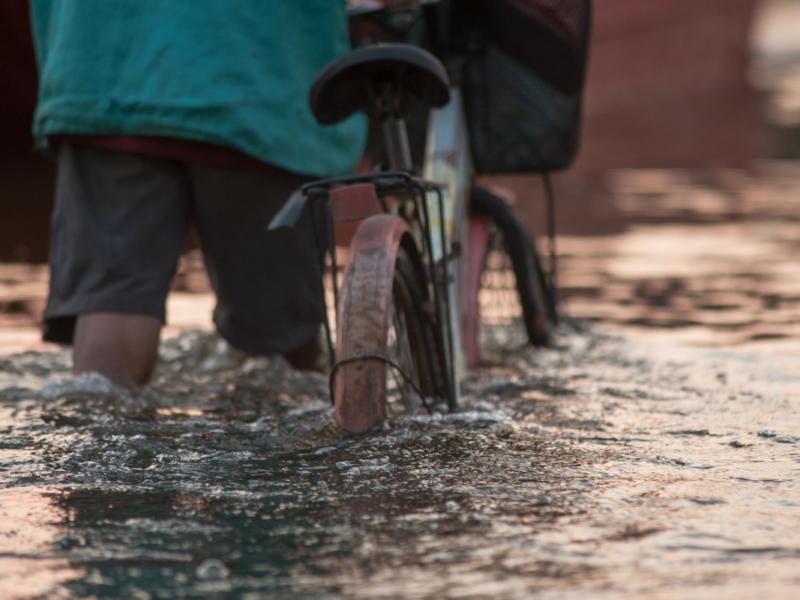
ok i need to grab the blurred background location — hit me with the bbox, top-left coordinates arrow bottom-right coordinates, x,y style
2,0 -> 800,351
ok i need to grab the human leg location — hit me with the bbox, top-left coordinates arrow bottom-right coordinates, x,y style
44,143 -> 192,384
188,164 -> 325,367
73,313 -> 163,385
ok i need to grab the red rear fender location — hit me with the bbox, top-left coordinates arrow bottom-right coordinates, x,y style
334,214 -> 425,434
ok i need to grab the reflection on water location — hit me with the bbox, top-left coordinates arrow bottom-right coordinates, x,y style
0,488 -> 84,600
558,165 -> 800,347
1,327 -> 800,598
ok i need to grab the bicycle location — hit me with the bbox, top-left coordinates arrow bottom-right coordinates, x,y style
270,0 -> 590,434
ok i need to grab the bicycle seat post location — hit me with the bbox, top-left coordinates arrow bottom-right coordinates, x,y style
377,83 -> 413,171
382,116 -> 413,171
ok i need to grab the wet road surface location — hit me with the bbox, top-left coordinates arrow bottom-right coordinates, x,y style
2,166 -> 800,598
2,325 -> 799,599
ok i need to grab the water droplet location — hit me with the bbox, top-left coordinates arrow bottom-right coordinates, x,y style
196,558 -> 229,581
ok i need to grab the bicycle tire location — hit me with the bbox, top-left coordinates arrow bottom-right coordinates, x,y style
334,215 -> 446,434
469,186 -> 556,352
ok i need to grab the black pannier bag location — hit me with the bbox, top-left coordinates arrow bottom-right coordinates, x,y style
451,0 -> 592,174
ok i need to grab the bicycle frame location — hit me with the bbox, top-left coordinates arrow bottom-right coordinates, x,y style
265,0 -> 565,434
265,2 -> 491,424
422,88 -> 473,403
291,92 -> 474,415
298,169 -> 455,407
272,5 -> 471,416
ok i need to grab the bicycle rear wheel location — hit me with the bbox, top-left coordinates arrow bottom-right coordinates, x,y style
467,187 -> 556,366
387,246 -> 443,411
334,215 -> 446,434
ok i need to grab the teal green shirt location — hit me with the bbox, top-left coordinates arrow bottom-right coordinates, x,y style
29,1 -> 366,178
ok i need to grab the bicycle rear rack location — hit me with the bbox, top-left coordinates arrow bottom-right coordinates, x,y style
301,171 -> 457,411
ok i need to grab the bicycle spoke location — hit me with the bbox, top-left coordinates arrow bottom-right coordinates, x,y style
388,297 -> 423,412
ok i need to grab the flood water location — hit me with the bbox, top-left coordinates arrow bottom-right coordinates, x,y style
2,322 -> 799,600
3,166 -> 800,598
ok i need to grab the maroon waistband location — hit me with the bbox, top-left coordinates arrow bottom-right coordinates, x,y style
52,134 -> 280,173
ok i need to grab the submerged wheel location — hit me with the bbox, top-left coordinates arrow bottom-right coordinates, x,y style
334,214 -> 446,434
467,187 -> 556,366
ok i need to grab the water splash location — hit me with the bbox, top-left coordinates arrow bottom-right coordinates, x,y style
1,327 -> 800,599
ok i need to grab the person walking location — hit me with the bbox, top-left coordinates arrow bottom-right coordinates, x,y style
29,1 -> 366,385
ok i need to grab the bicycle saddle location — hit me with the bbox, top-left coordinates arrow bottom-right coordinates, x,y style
310,44 -> 451,125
